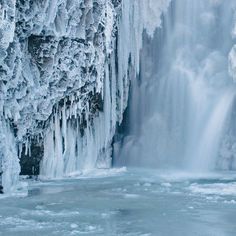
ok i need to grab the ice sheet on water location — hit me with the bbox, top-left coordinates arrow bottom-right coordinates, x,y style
38,167 -> 127,182
157,170 -> 236,182
189,182 -> 236,196
0,180 -> 28,199
78,167 -> 127,179
1,169 -> 236,236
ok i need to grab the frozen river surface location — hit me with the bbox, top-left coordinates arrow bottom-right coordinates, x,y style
0,168 -> 236,236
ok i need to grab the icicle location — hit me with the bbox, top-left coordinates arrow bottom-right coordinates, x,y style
39,0 -> 171,179
0,119 -> 20,193
18,142 -> 23,158
28,138 -> 31,157
25,137 -> 28,156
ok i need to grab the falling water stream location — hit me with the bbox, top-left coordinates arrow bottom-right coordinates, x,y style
1,1 -> 236,235
114,0 -> 236,172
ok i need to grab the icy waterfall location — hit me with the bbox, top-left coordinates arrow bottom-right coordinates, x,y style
2,0 -> 236,194
114,0 -> 236,172
0,0 -> 170,192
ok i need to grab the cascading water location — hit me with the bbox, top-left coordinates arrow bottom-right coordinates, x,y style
114,0 -> 236,172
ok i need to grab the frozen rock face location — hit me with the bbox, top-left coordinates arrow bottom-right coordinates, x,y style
0,0 -> 126,192
4,0 -> 236,192
5,0 -> 236,191
1,0 -> 118,138
0,0 -> 171,192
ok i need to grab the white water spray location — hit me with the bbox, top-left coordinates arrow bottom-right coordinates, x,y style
115,0 -> 236,172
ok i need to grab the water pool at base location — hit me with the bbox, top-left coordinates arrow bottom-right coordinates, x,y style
0,168 -> 236,236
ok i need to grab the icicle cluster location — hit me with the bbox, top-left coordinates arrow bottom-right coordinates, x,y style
0,0 -> 124,191
0,0 -> 171,191
119,0 -> 171,75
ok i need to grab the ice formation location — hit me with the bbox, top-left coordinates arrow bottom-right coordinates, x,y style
0,0 -> 170,192
0,0 -> 124,191
2,0 -> 236,193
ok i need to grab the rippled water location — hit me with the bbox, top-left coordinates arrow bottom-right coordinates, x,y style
0,168 -> 236,236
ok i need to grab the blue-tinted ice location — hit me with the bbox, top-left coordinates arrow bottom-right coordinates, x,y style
0,169 -> 236,236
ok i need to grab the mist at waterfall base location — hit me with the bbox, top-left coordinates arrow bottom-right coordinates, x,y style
114,0 -> 236,173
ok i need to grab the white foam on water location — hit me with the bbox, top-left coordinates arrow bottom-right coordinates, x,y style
189,182 -> 236,196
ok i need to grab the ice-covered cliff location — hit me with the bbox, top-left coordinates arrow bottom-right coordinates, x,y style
0,0 -> 170,192
0,0 -> 123,192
